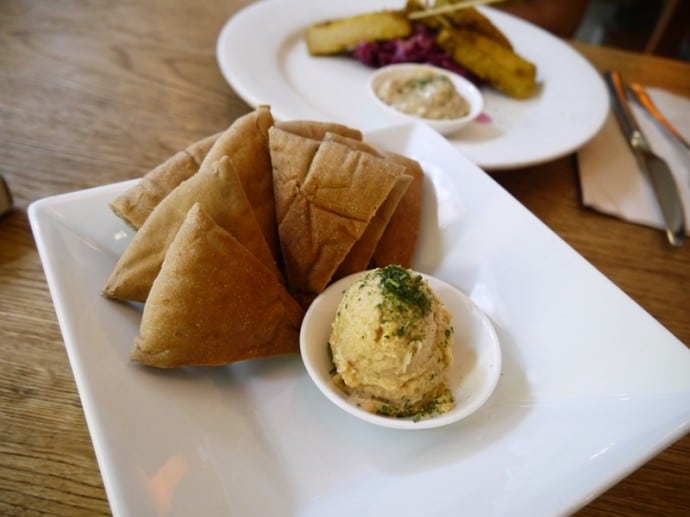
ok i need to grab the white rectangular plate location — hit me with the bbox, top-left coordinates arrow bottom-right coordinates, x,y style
30,123 -> 690,516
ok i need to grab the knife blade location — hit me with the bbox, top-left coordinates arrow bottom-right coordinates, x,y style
603,69 -> 686,247
625,81 -> 690,152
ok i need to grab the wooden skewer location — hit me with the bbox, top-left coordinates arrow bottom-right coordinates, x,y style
408,0 -> 506,20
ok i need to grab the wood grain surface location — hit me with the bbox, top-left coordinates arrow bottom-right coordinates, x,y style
1,1 -> 688,515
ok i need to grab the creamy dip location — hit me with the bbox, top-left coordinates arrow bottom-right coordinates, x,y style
374,69 -> 470,120
329,265 -> 454,420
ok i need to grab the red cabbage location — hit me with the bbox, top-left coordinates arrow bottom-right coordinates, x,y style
351,23 -> 480,84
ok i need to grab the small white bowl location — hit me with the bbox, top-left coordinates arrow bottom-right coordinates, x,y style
300,270 -> 502,430
368,63 -> 484,136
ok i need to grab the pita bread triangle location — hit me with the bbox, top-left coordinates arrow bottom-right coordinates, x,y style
109,132 -> 219,229
271,134 -> 407,298
319,132 -> 413,278
131,203 -> 304,368
103,155 -> 279,302
373,151 -> 424,268
267,126 -> 321,225
313,130 -> 425,270
197,105 -> 280,264
335,173 -> 412,278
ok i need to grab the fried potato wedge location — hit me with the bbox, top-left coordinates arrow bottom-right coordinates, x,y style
305,10 -> 412,56
406,1 -> 513,49
437,28 -> 537,99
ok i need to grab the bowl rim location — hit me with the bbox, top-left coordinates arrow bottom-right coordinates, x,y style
299,269 -> 502,430
367,63 -> 484,132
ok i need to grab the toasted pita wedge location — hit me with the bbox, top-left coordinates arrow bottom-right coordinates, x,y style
274,119 -> 362,142
319,132 -> 413,277
335,173 -> 412,278
320,132 -> 422,273
267,125 -> 366,223
109,133 -> 219,229
131,203 -> 303,368
186,133 -> 218,164
273,137 -> 406,298
103,156 -> 279,302
374,151 -> 425,268
197,106 -> 280,263
268,126 -> 321,225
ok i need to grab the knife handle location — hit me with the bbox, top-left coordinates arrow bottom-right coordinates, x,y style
604,70 -> 645,148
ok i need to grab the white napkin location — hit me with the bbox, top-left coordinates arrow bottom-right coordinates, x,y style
578,87 -> 690,235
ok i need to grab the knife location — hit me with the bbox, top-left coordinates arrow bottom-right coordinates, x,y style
626,81 -> 690,152
603,70 -> 686,247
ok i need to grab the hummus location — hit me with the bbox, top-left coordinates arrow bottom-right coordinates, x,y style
373,69 -> 470,120
329,265 -> 454,420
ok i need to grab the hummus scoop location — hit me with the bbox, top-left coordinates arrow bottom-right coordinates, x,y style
329,266 -> 455,421
300,269 -> 502,430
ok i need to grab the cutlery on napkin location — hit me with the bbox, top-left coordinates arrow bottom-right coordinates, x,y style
627,81 -> 690,152
578,81 -> 690,240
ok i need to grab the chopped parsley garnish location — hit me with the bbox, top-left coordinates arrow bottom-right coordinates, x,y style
377,265 -> 431,317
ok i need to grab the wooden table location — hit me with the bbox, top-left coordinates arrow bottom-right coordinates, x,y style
1,1 -> 688,515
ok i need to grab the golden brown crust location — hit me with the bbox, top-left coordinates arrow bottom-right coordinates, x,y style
272,136 -> 407,298
437,28 -> 537,99
268,126 -> 322,225
409,2 -> 513,49
274,119 -> 363,142
305,10 -> 412,56
373,151 -> 425,268
198,106 -> 281,264
322,131 -> 377,154
185,132 -> 220,164
106,110 -> 428,368
103,156 -> 279,302
317,132 -> 425,270
336,173 -> 412,278
321,132 -> 414,278
109,132 -> 219,229
131,204 -> 303,368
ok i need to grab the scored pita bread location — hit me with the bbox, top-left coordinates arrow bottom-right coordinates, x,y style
131,203 -> 304,368
319,131 -> 425,269
196,106 -> 280,263
272,136 -> 407,298
109,133 -> 219,229
268,123 -> 366,224
317,136 -> 424,268
335,173 -> 412,278
320,132 -> 414,278
373,151 -> 425,268
103,156 -> 279,302
268,126 -> 322,225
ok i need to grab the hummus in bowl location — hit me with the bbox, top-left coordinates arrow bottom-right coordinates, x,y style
368,64 -> 483,136
300,268 -> 502,430
330,266 -> 454,420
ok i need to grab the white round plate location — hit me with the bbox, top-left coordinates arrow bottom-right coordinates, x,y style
300,271 -> 502,430
216,0 -> 608,170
